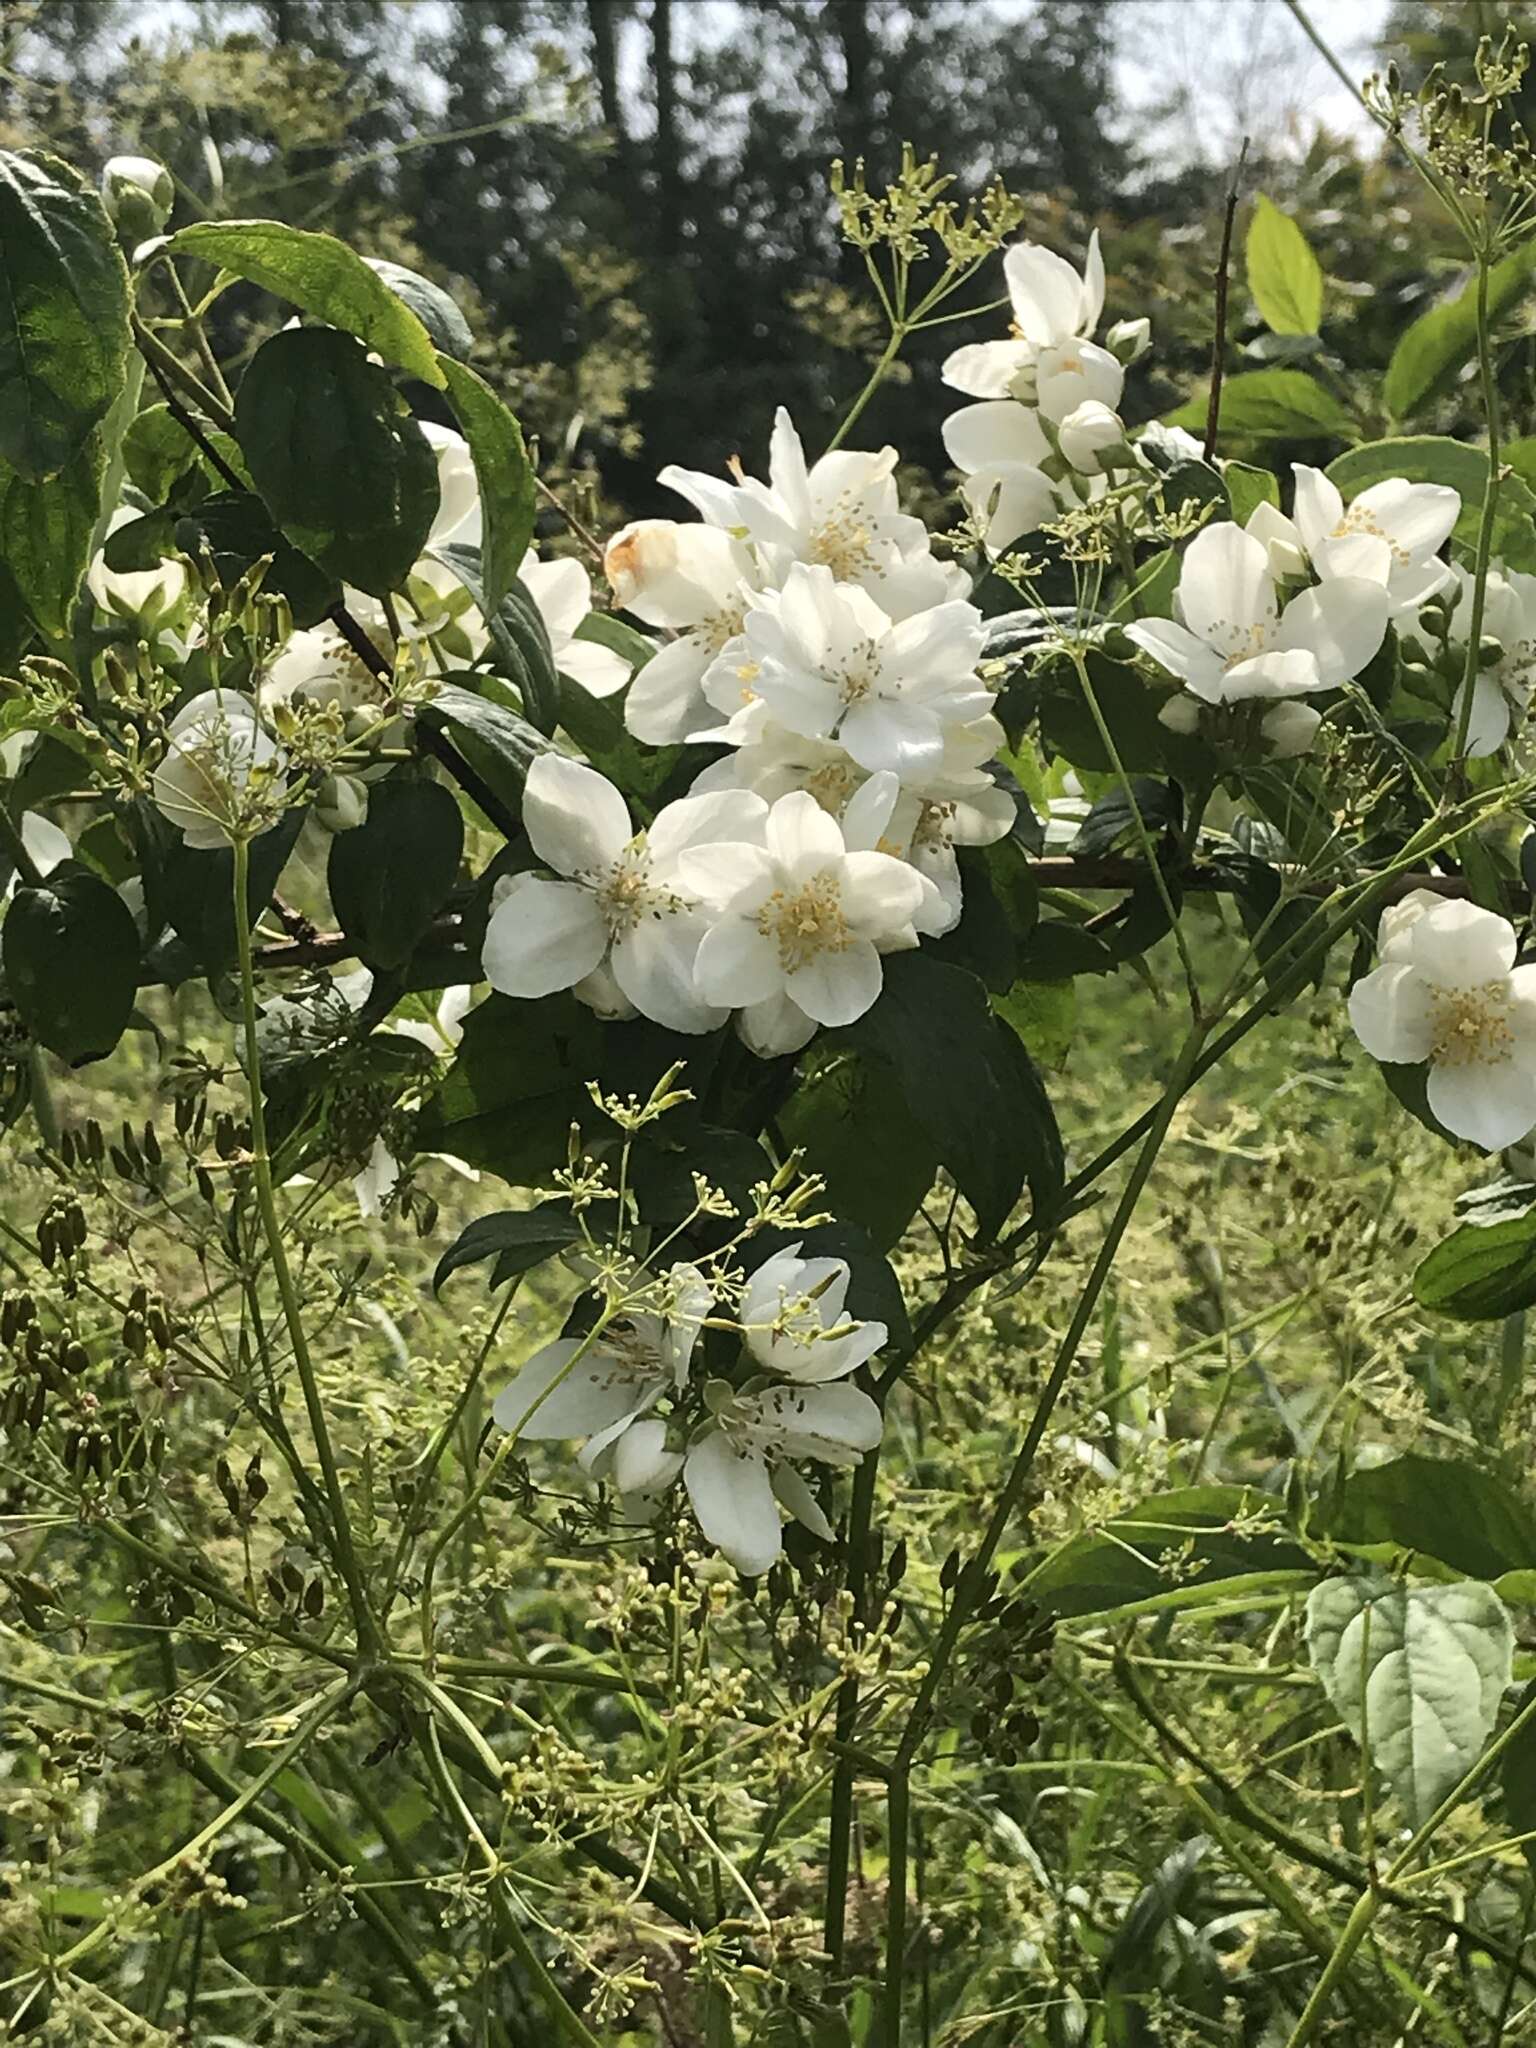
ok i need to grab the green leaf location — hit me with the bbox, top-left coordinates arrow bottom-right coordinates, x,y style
777,1049 -> 938,1250
172,489 -> 338,628
367,259 -> 474,360
169,219 -> 445,388
124,402 -> 247,500
1329,1455 -> 1536,1580
993,979 -> 1076,1069
1029,1487 -> 1310,1619
1385,241 -> 1536,421
0,149 -> 130,481
1413,1202 -> 1536,1320
1170,369 -> 1352,442
0,427 -> 104,637
436,356 -> 536,615
417,680 -> 552,818
1245,195 -> 1324,336
3,862 -> 140,1063
156,809 -> 304,974
327,777 -> 464,970
432,1201 -> 580,1294
1224,461 -> 1280,526
556,673 -> 677,801
431,541 -> 560,733
1305,1576 -> 1513,1824
235,328 -> 439,599
848,952 -> 1062,1239
1327,435 -> 1536,573
417,992 -> 601,1186
1038,650 -> 1172,776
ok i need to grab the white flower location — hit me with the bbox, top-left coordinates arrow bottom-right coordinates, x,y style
1348,891 -> 1536,1149
262,623 -> 384,716
88,509 -> 187,625
101,154 -> 173,233
942,231 -> 1105,398
389,984 -> 474,1055
492,1264 -> 710,1475
1126,523 -> 1388,705
606,520 -> 760,745
1445,562 -> 1536,756
479,753 -> 766,1032
353,1136 -> 400,1220
661,407 -> 964,618
152,690 -> 283,850
1256,466 -> 1460,619
421,423 -> 483,551
839,773 -> 959,937
739,1245 -> 888,1381
518,550 -> 631,699
941,400 -> 1057,553
1106,315 -> 1152,364
684,1380 -> 882,1575
1058,399 -> 1128,475
681,788 -> 926,1055
728,563 -> 990,779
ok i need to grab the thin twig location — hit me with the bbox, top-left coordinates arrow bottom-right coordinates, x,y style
1203,138 -> 1250,464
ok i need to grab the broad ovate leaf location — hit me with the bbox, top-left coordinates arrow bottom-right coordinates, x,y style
1246,195 -> 1323,337
1305,1576 -> 1513,1825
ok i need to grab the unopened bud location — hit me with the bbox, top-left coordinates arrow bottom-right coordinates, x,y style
101,155 -> 174,238
314,773 -> 369,833
1105,315 -> 1152,365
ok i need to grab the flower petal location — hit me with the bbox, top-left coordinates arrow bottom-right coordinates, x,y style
493,1339 -> 646,1440
694,913 -> 784,1008
785,936 -> 882,1026
839,849 -> 926,936
941,399 -> 1051,475
1428,1058 -> 1536,1152
1125,618 -> 1226,691
737,991 -> 818,1056
1290,464 -> 1343,552
1401,898 -> 1517,986
481,874 -> 608,998
523,752 -> 632,876
612,911 -> 725,1034
772,1463 -> 834,1541
685,1432 -> 782,1575
1348,962 -> 1435,1063
1277,578 -> 1388,687
1177,522 -> 1275,644
940,338 -> 1034,398
765,789 -> 845,879
1356,477 -> 1460,558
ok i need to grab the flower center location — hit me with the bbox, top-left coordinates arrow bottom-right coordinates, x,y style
596,840 -> 679,939
1427,979 -> 1515,1067
830,640 -> 882,707
702,602 -> 747,654
756,868 -> 852,971
1334,505 -> 1411,566
1208,615 -> 1279,669
805,760 -> 859,812
810,493 -> 875,582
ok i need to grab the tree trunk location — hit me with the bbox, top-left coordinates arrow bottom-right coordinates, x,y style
839,0 -> 874,174
651,0 -> 680,259
588,0 -> 628,159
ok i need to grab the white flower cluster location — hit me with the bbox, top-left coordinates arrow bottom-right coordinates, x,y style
491,1245 -> 885,1576
938,232 -> 1147,551
480,407 -> 1017,1054
1129,464 -> 1462,759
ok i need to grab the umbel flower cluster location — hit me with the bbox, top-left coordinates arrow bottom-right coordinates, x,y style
85,213 -> 1536,1568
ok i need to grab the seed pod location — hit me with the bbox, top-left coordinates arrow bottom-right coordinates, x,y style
280,1559 -> 304,1596
60,1340 -> 89,1377
122,1311 -> 146,1359
264,1569 -> 288,1606
85,1120 -> 105,1165
142,1124 -> 161,1169
215,1456 -> 242,1519
108,1145 -> 132,1180
146,1302 -> 170,1349
195,1166 -> 216,1206
129,1282 -> 149,1317
303,1576 -> 324,1618
58,1129 -> 76,1169
37,1216 -> 58,1269
244,1455 -> 268,1506
174,1094 -> 192,1138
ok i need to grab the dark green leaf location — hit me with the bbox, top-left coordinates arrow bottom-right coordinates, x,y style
367,259 -> 474,360
437,355 -> 535,615
170,219 -> 445,387
1328,1454 -> 1536,1579
123,402 -> 247,500
0,148 -> 130,481
1385,241 -> 1536,421
173,489 -> 339,627
557,673 -> 679,801
777,1050 -> 938,1250
1245,194 -> 1323,335
157,808 -> 304,973
1070,778 -> 1180,857
0,427 -> 104,637
417,991 -> 601,1186
417,680 -> 552,818
328,777 -> 464,970
3,861 -> 140,1063
1413,1205 -> 1536,1320
432,1201 -> 580,1293
431,541 -> 560,733
1038,650 -> 1171,775
848,952 -> 1062,1238
236,328 -> 439,599
993,979 -> 1075,1068
1501,1677 -> 1536,1872
1029,1486 -> 1310,1618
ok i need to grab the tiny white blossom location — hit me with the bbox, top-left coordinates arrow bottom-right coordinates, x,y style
1349,891 -> 1536,1149
739,1245 -> 888,1382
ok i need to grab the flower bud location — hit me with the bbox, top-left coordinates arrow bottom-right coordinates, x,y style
1157,694 -> 1202,735
1105,315 -> 1152,365
1057,400 -> 1131,476
1260,701 -> 1322,759
1479,634 -> 1506,669
314,773 -> 369,833
101,155 -> 174,237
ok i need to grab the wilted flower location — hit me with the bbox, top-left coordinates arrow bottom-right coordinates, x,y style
1348,892 -> 1536,1149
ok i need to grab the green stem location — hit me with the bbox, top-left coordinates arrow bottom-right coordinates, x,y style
825,325 -> 906,453
1452,242 -> 1503,763
231,835 -> 377,1656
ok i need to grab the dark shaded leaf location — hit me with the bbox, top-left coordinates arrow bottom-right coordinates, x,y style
173,490 -> 338,627
327,777 -> 464,970
778,1050 -> 938,1250
367,259 -> 474,360
1328,1454 -> 1536,1579
431,541 -> 560,733
437,355 -> 535,614
1414,1204 -> 1536,1320
0,427 -> 104,637
433,1201 -> 580,1293
3,861 -> 139,1062
1030,1487 -> 1310,1618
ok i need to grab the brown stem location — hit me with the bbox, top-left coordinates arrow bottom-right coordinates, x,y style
1203,138 -> 1250,464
